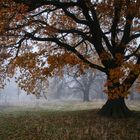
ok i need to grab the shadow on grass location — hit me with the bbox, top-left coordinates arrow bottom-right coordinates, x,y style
0,109 -> 140,140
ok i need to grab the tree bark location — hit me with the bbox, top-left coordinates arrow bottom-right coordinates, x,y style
83,90 -> 90,102
99,97 -> 133,118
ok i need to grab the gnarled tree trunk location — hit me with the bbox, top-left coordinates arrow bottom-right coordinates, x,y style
99,74 -> 135,118
99,97 -> 132,118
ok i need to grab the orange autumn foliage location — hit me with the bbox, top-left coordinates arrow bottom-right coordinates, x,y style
0,0 -> 139,99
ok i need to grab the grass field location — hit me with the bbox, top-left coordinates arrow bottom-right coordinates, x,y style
0,100 -> 140,140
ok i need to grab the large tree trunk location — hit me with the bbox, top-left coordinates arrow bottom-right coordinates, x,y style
83,90 -> 90,102
99,97 -> 133,118
98,72 -> 137,118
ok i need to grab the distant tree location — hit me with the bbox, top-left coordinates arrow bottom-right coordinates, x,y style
33,78 -> 48,100
17,86 -> 21,101
65,68 -> 104,101
90,72 -> 106,99
48,76 -> 66,99
0,0 -> 140,118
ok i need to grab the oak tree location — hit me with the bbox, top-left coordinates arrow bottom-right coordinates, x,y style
0,0 -> 140,117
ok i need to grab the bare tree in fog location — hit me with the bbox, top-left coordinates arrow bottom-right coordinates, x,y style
64,69 -> 106,101
34,79 -> 48,100
17,86 -> 21,101
48,76 -> 66,99
65,69 -> 93,101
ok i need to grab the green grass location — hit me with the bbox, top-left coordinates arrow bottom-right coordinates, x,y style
0,109 -> 140,140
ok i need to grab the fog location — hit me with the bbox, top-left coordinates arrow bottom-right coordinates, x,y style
0,78 -> 35,105
0,73 -> 140,110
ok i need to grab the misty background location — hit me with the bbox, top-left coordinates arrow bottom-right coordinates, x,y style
0,70 -> 140,109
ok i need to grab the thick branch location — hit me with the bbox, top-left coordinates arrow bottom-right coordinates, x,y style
111,0 -> 122,47
120,0 -> 134,49
14,0 -> 77,12
125,33 -> 140,44
25,33 -> 106,72
84,1 -> 114,56
61,8 -> 88,25
57,28 -> 92,42
121,15 -> 134,45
